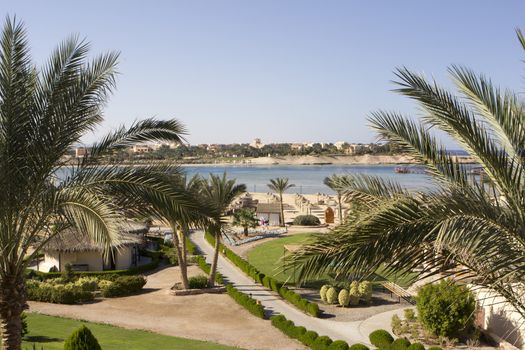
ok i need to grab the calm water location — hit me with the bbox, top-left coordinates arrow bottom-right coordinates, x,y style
182,164 -> 434,194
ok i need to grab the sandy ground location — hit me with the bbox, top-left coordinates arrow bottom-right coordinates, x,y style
29,265 -> 307,350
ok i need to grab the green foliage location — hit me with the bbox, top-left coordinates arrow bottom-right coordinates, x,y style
416,280 -> 475,338
62,264 -> 75,283
63,325 -> 101,350
21,312 -> 28,338
74,277 -> 99,292
100,275 -> 146,297
160,244 -> 179,265
326,287 -> 337,304
407,343 -> 425,350
185,237 -> 197,255
232,208 -> 258,234
328,340 -> 349,350
391,314 -> 402,334
320,284 -> 330,302
349,344 -> 370,350
427,347 -> 442,350
26,280 -> 94,304
369,329 -> 394,349
358,281 -> 372,304
404,309 -> 415,321
194,255 -> 224,285
338,289 -> 350,307
311,336 -> 333,350
301,331 -> 319,346
188,275 -> 208,289
293,215 -> 321,226
349,281 -> 361,306
391,338 -> 411,350
226,284 -> 265,319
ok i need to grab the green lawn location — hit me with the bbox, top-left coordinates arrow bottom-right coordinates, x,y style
23,313 -> 244,350
247,233 -> 417,288
247,233 -> 318,285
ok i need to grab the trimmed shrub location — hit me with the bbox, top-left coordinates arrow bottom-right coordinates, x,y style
311,335 -> 333,350
188,275 -> 208,289
338,289 -> 350,307
407,343 -> 425,350
391,338 -> 411,350
307,303 -> 320,317
320,285 -> 330,302
293,215 -> 321,226
326,287 -> 337,304
101,275 -> 146,297
427,347 -> 442,350
294,326 -> 307,339
416,280 -> 475,338
349,344 -> 370,350
226,284 -> 265,318
358,281 -> 372,304
349,281 -> 361,306
300,330 -> 319,346
26,280 -> 94,304
328,340 -> 350,350
63,325 -> 101,350
369,329 -> 394,349
74,277 -> 98,292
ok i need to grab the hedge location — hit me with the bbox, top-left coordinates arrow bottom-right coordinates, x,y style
369,329 -> 394,349
188,275 -> 208,289
100,275 -> 147,297
26,256 -> 160,280
293,215 -> 321,226
205,231 -> 320,317
407,343 -> 425,350
391,338 -> 411,350
226,284 -> 265,318
349,344 -> 370,350
270,314 -> 361,350
26,280 -> 94,304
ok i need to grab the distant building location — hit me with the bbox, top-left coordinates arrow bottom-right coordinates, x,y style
250,138 -> 264,149
75,147 -> 89,158
256,203 -> 281,226
132,144 -> 152,154
291,143 -> 305,151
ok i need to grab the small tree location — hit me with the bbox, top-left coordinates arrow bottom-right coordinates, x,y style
416,280 -> 475,338
63,325 -> 102,350
232,208 -> 258,236
267,178 -> 295,226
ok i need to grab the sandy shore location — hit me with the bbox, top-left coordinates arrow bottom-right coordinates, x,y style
180,154 -> 475,166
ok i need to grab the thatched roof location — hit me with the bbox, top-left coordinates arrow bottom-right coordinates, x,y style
256,203 -> 281,213
42,222 -> 147,253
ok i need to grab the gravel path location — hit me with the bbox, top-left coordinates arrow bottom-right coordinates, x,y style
192,231 -> 378,346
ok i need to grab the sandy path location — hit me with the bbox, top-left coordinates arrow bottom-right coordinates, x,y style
28,265 -> 306,350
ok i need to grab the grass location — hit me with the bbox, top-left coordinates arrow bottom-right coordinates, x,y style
22,313 -> 244,350
247,233 -> 417,288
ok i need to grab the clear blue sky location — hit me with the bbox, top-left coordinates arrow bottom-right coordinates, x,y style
3,0 -> 525,145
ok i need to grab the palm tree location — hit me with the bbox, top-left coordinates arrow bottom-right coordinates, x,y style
289,30 -> 525,324
323,175 -> 345,223
0,18 -> 194,349
267,178 -> 295,226
232,208 -> 258,236
200,173 -> 246,286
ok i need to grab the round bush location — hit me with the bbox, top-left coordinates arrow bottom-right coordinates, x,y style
369,329 -> 394,349
294,326 -> 307,339
320,284 -> 330,302
416,280 -> 475,338
63,325 -> 101,350
427,347 -> 443,350
338,289 -> 350,307
328,340 -> 350,350
350,344 -> 370,350
391,338 -> 411,350
326,287 -> 338,304
293,215 -> 321,226
300,330 -> 319,346
307,302 -> 320,317
311,335 -> 333,350
407,343 -> 425,350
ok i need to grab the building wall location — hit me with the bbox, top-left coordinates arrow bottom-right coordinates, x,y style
115,247 -> 133,270
472,286 -> 524,348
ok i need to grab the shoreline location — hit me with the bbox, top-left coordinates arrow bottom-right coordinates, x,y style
178,154 -> 475,167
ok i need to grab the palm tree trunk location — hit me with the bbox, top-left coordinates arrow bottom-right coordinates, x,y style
0,274 -> 26,350
179,227 -> 189,289
208,231 -> 221,287
279,193 -> 285,227
171,226 -> 189,289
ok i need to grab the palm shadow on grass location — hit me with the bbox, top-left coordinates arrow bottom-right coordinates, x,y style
24,335 -> 62,343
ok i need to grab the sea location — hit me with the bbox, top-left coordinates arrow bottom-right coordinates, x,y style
181,164 -> 435,194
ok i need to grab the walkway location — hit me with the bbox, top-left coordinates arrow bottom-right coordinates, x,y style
192,231 -> 399,346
